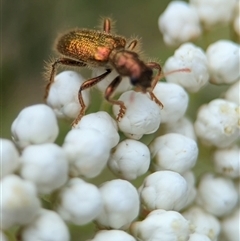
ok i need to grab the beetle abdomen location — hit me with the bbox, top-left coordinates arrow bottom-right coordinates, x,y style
56,29 -> 126,66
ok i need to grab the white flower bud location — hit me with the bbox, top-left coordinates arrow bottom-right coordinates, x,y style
164,43 -> 209,92
73,111 -> 119,148
96,179 -> 139,229
194,99 -> 239,148
92,67 -> 132,94
221,208 -> 240,241
149,133 -> 198,174
153,82 -> 189,123
62,128 -> 111,178
158,1 -> 201,46
182,171 -> 196,190
123,132 -> 143,140
188,233 -> 212,241
57,178 -> 102,225
197,174 -> 238,217
0,175 -> 41,230
164,117 -> 197,140
206,40 -> 240,84
21,209 -> 70,241
112,91 -> 161,140
1,139 -> 19,178
11,104 -> 59,149
139,171 -> 188,211
182,171 -> 197,208
182,206 -> 221,241
190,0 -> 236,29
46,71 -> 90,119
224,79 -> 240,105
213,145 -> 240,178
108,139 -> 150,180
88,230 -> 136,241
20,143 -> 68,194
131,209 -> 192,241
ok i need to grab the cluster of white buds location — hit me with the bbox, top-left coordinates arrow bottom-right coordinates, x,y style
2,1 -> 240,240
189,0 -> 236,29
159,0 -> 239,47
158,1 -> 202,46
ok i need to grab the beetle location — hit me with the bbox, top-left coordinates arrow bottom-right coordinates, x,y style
45,18 -> 164,125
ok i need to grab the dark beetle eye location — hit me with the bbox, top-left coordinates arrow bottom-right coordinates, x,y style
130,77 -> 138,86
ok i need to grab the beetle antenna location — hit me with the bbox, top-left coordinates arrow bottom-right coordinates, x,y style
160,68 -> 191,80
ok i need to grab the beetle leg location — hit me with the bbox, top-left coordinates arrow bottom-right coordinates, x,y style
45,57 -> 86,99
146,62 -> 191,108
73,69 -> 112,125
146,62 -> 162,89
104,76 -> 126,121
147,62 -> 191,89
148,91 -> 163,109
146,62 -> 164,108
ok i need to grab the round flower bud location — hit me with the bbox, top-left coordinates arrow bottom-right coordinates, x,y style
182,171 -> 196,190
213,145 -> 240,178
164,43 -> 209,92
57,178 -> 102,225
221,208 -> 240,241
92,67 -> 132,94
182,171 -> 197,208
190,0 -> 236,29
74,111 -> 119,148
46,71 -> 90,119
164,117 -> 197,140
123,132 -> 144,140
188,233 -> 212,241
11,104 -> 59,149
20,143 -> 68,194
197,174 -> 238,217
149,133 -> 198,174
182,205 -> 221,241
112,91 -> 161,140
62,128 -> 111,178
206,40 -> 240,84
21,209 -> 70,241
158,1 -> 201,46
1,138 -> 19,178
108,139 -> 150,180
0,175 -> 41,230
139,171 -> 188,211
96,179 -> 139,229
153,82 -> 188,123
224,80 -> 240,105
194,99 -> 239,148
88,230 -> 136,241
131,209 -> 192,241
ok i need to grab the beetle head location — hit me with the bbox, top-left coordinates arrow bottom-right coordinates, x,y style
111,50 -> 153,92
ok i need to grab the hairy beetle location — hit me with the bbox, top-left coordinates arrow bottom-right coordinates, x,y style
45,18 -> 164,125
